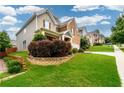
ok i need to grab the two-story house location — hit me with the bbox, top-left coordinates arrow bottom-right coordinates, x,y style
79,27 -> 105,46
16,9 -> 80,51
87,31 -> 105,46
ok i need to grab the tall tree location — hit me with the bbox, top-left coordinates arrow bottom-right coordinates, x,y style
0,31 -> 12,52
111,15 -> 124,44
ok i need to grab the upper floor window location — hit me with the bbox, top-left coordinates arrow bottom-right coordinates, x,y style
43,20 -> 51,30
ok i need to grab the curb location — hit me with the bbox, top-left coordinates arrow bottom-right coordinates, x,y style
0,71 -> 26,83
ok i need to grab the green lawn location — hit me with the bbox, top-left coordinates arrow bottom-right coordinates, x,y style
88,45 -> 114,52
0,73 -> 11,79
8,51 -> 28,58
0,53 -> 120,87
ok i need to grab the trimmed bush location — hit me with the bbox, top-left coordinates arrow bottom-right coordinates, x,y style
3,57 -> 22,73
33,33 -> 47,41
93,43 -> 103,46
51,40 -> 72,57
72,48 -> 78,53
28,41 -> 38,57
28,40 -> 72,57
8,65 -> 21,73
78,48 -> 84,53
37,40 -> 53,57
80,37 -> 90,50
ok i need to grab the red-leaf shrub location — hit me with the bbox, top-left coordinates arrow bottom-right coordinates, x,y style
51,40 -> 72,57
28,40 -> 72,57
37,40 -> 52,57
28,41 -> 38,57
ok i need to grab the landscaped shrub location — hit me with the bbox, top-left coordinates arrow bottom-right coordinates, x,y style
78,48 -> 84,53
33,33 -> 47,41
28,40 -> 72,57
72,48 -> 78,53
8,65 -> 21,73
51,40 -> 72,57
3,57 -> 22,73
28,41 -> 38,57
80,36 -> 90,50
93,43 -> 103,46
37,40 -> 53,57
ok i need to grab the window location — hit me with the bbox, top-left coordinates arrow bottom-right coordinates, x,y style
43,20 -> 50,30
23,40 -> 26,49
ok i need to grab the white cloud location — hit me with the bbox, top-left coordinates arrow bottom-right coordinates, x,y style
0,16 -> 17,25
71,5 -> 124,12
16,5 -> 44,14
0,16 -> 22,26
60,14 -> 111,27
0,6 -> 16,16
7,27 -> 20,40
100,21 -> 110,25
59,16 -> 74,22
105,5 -> 124,12
71,5 -> 100,12
7,27 -> 20,32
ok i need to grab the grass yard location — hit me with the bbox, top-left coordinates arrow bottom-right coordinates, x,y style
0,73 -> 11,79
8,51 -> 28,58
0,53 -> 121,87
88,45 -> 114,52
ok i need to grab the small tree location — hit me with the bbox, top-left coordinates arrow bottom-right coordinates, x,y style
80,36 -> 90,50
0,31 -> 12,52
33,33 -> 47,41
105,37 -> 111,44
95,29 -> 100,33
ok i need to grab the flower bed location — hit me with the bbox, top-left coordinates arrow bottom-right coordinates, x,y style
27,55 -> 73,66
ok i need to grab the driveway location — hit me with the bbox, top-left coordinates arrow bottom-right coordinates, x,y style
0,59 -> 7,73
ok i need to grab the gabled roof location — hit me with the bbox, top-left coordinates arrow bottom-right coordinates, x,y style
87,31 -> 105,37
58,18 -> 75,28
16,9 -> 60,36
59,30 -> 72,37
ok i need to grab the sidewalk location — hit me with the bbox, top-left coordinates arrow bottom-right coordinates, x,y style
114,45 -> 124,87
84,51 -> 115,56
0,59 -> 7,73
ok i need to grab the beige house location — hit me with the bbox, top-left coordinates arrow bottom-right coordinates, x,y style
79,27 -> 105,46
16,9 -> 80,51
87,31 -> 105,46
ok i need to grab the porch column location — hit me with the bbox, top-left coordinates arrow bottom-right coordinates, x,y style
62,35 -> 65,41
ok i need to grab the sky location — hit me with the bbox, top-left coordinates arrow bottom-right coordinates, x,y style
0,5 -> 124,40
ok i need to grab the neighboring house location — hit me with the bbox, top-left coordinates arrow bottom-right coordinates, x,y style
78,27 -> 105,46
78,26 -> 88,37
16,9 -> 80,51
87,31 -> 105,46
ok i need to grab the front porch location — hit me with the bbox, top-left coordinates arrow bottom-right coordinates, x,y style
35,28 -> 60,40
